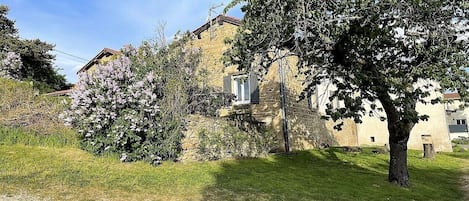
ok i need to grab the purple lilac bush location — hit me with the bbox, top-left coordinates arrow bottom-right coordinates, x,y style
62,46 -> 174,165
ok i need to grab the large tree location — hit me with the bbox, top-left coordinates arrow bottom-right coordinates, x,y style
225,0 -> 469,186
0,5 -> 68,92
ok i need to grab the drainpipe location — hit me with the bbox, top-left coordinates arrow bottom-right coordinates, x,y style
278,51 -> 290,153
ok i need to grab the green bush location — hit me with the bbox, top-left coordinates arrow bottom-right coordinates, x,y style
452,137 -> 469,145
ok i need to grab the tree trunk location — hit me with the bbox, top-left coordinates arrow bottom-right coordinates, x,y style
423,144 -> 435,159
374,76 -> 415,187
388,134 -> 410,187
378,90 -> 412,187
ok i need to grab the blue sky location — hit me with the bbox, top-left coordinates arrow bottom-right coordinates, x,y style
0,0 -> 243,83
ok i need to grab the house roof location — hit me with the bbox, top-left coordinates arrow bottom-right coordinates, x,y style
77,48 -> 120,74
192,15 -> 241,36
444,93 -> 461,100
44,89 -> 73,96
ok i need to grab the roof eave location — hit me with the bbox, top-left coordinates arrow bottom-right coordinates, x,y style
77,48 -> 119,74
192,15 -> 241,36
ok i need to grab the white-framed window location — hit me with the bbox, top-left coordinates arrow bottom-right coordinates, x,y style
223,72 -> 259,106
308,89 -> 319,111
232,74 -> 250,105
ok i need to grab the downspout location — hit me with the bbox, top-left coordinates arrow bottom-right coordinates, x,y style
278,51 -> 290,152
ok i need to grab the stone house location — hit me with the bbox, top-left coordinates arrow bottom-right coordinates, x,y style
76,15 -> 454,153
190,15 -> 354,152
190,15 -> 453,152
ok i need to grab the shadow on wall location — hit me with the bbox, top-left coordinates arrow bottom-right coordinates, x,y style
201,149 -> 465,201
284,85 -> 338,150
252,79 -> 338,151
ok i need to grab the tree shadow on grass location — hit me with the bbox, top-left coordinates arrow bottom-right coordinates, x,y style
444,152 -> 469,160
201,149 -> 465,201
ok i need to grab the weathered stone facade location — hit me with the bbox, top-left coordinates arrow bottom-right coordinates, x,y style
188,15 -> 453,153
189,15 -> 338,151
79,15 -> 453,154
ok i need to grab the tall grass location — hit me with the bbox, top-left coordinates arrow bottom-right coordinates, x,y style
0,78 -> 79,148
0,78 -> 71,135
0,127 -> 79,148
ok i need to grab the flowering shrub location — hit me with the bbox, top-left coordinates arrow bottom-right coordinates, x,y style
63,33 -> 238,164
62,48 -> 175,165
0,51 -> 22,79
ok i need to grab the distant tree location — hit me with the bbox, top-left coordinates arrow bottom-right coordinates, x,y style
0,5 -> 17,42
0,5 -> 69,92
225,0 -> 469,186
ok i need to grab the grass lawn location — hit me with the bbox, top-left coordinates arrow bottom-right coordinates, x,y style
1,143 -> 468,201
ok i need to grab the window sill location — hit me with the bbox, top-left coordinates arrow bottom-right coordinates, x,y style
233,101 -> 251,106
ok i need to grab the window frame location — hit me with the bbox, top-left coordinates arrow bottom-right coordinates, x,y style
232,74 -> 251,105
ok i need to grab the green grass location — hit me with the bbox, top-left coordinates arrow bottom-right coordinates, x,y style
0,127 -> 79,148
0,144 -> 468,201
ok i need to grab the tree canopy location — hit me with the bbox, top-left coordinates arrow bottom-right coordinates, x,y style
0,5 -> 69,92
225,0 -> 469,186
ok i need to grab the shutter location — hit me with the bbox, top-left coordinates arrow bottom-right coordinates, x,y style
249,72 -> 260,104
223,75 -> 232,94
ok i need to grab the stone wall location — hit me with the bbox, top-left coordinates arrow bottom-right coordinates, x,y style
180,115 -> 277,161
189,18 -> 342,151
180,115 -> 215,161
190,21 -> 239,90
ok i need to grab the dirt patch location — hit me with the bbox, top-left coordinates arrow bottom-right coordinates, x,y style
0,192 -> 49,201
460,168 -> 469,200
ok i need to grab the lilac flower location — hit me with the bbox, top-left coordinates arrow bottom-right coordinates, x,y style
0,51 -> 22,79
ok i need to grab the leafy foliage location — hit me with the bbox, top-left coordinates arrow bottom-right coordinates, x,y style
452,137 -> 469,145
0,5 -> 69,92
63,33 -> 232,165
225,0 -> 468,186
63,47 -> 169,165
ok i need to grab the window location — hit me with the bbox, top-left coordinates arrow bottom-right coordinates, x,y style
370,136 -> 375,142
457,119 -> 467,125
308,89 -> 319,111
233,75 -> 250,104
223,72 -> 259,105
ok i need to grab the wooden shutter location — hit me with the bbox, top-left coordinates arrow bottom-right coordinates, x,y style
223,75 -> 232,94
249,72 -> 260,104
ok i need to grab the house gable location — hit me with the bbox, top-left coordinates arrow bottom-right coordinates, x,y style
77,48 -> 120,74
